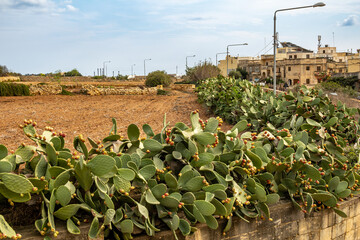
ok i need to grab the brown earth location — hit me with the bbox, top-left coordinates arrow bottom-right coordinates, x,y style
0,91 -> 232,151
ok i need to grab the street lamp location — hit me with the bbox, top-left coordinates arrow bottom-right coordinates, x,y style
144,58 -> 151,77
273,2 -> 325,94
103,61 -> 110,77
186,55 -> 196,69
216,52 -> 227,66
131,64 -> 136,76
226,43 -> 248,76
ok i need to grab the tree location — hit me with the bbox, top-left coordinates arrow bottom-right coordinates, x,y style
145,70 -> 172,87
0,65 -> 9,77
185,61 -> 220,84
65,69 -> 82,77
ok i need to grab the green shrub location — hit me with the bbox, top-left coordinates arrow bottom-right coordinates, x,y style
0,82 -> 30,96
60,85 -> 73,95
228,70 -> 241,79
145,70 -> 172,87
64,68 -> 82,77
156,89 -> 168,95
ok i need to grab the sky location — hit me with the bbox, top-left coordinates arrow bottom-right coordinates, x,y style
0,0 -> 359,76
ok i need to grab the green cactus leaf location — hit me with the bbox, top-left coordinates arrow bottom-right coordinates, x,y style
194,200 -> 215,216
192,205 -> 206,223
0,145 -> 8,160
46,143 -> 58,166
172,151 -> 182,160
184,176 -> 205,192
253,147 -> 269,163
74,161 -> 93,191
103,209 -> 116,226
54,170 -> 70,188
333,208 -> 347,218
159,196 -> 180,208
190,112 -> 201,130
138,165 -> 156,180
143,124 -> 155,138
337,189 -> 351,198
143,139 -> 163,152
0,183 -> 31,202
179,219 -> 191,236
211,198 -> 227,216
165,172 -> 178,189
23,124 -> 36,137
67,218 -> 80,234
87,155 -> 116,177
254,185 -> 267,202
181,192 -> 195,204
280,148 -> 295,158
0,161 -> 12,173
49,166 -> 66,179
203,184 -> 226,192
56,185 -> 72,207
204,118 -> 219,133
114,175 -> 131,192
193,132 -> 216,146
127,124 -> 140,142
306,194 -> 314,215
117,168 -> 135,181
88,217 -> 100,239
231,120 -> 248,132
95,176 -> 108,193
178,170 -> 194,188
311,193 -> 333,202
0,214 -> 16,238
119,219 -> 134,234
0,172 -> 34,194
205,192 -> 215,202
145,189 -> 160,204
50,137 -> 62,151
113,208 -> 123,224
303,164 -> 321,181
294,146 -> 304,160
137,203 -> 149,219
49,189 -> 56,213
103,193 -> 114,209
193,153 -> 215,167
335,181 -> 348,193
204,215 -> 218,229
323,117 -> 338,128
54,204 -> 81,220
15,145 -> 35,162
265,193 -> 280,205
306,118 -> 321,127
323,194 -> 337,207
151,184 -> 167,199
245,150 -> 262,169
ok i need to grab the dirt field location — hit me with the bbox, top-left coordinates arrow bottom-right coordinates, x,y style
0,91 -> 232,150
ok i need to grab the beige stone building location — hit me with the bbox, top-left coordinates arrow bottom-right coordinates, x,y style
218,42 -> 360,86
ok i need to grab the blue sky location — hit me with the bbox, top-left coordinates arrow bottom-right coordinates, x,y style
0,0 -> 359,76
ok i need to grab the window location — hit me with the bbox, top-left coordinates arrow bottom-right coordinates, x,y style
306,54 -> 310,59
288,67 -> 291,71
317,66 -> 321,71
294,55 -> 297,59
266,62 -> 268,66
339,59 -> 343,62
306,79 -> 310,84
289,55 -> 293,59
339,69 -> 343,73
306,66 -> 310,71
323,50 -> 326,53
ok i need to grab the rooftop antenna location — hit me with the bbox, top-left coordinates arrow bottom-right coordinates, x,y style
318,35 -> 321,49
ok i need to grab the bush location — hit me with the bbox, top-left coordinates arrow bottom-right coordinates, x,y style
0,82 -> 30,96
316,81 -> 359,98
156,89 -> 168,95
64,69 -> 82,77
145,70 -> 172,87
60,85 -> 73,95
228,70 -> 241,79
185,61 -> 220,85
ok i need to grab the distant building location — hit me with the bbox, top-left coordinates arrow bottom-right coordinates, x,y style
217,42 -> 360,86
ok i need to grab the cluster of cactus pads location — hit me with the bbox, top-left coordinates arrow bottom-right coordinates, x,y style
0,80 -> 359,240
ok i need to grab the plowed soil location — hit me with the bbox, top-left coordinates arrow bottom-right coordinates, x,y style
0,91 -> 232,150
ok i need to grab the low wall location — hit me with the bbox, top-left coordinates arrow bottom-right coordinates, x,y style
80,84 -> 159,95
171,84 -> 195,91
0,76 -> 20,82
15,196 -> 360,240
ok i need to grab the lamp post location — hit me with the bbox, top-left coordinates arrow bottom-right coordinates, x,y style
144,58 -> 151,77
273,2 -> 325,94
186,55 -> 196,69
103,61 -> 110,77
216,52 -> 227,66
131,64 -> 136,76
226,43 -> 248,76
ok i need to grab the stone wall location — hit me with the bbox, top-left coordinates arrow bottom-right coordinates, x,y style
29,83 -> 62,95
0,76 -> 20,82
171,84 -> 195,91
15,197 -> 360,240
80,84 -> 159,96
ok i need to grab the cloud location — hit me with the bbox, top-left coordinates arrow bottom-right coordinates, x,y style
66,4 -> 77,12
339,15 -> 359,26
